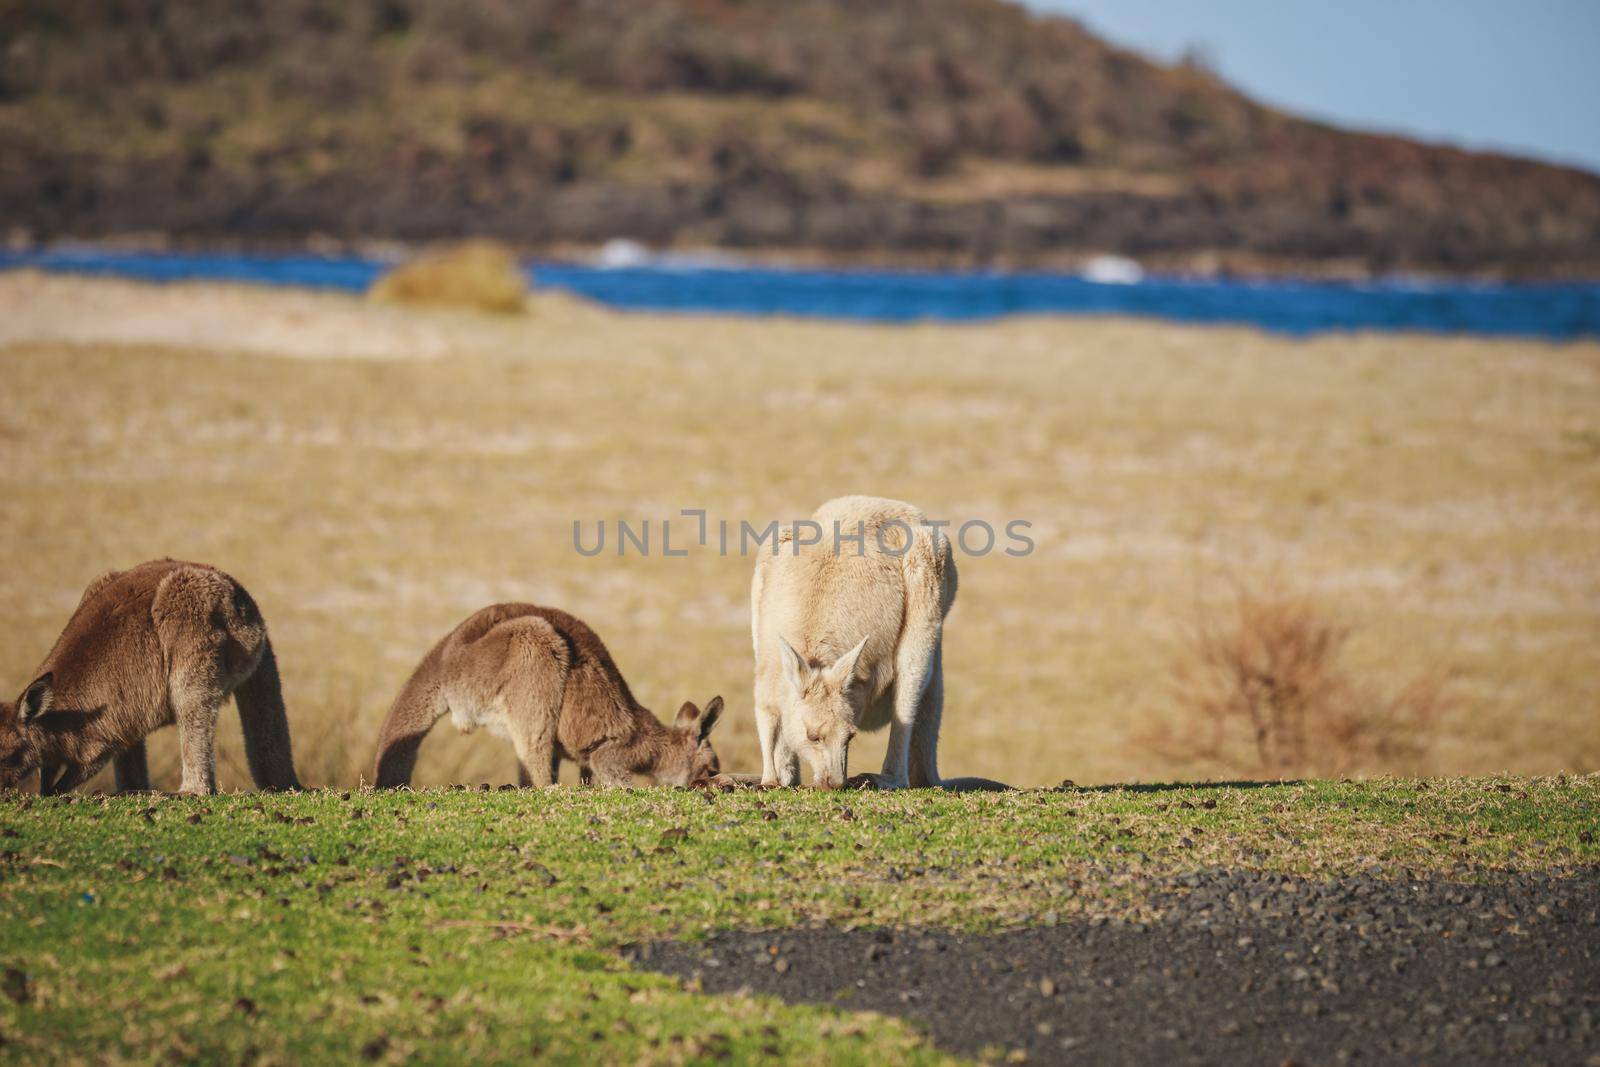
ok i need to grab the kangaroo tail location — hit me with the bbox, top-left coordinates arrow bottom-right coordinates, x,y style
937,776 -> 1014,792
373,670 -> 448,788
233,638 -> 302,791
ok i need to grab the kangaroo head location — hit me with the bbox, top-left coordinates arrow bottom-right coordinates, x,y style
777,636 -> 868,789
651,696 -> 725,787
0,674 -> 51,788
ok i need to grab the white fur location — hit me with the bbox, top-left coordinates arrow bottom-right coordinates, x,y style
751,496 -> 961,790
450,700 -> 513,741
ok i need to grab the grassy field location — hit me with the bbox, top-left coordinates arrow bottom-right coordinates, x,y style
0,271 -> 1597,789
0,778 -> 1595,1064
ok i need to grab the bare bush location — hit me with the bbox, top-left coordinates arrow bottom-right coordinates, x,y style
1152,586 -> 1447,778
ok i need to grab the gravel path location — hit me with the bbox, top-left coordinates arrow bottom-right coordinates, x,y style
634,869 -> 1600,1065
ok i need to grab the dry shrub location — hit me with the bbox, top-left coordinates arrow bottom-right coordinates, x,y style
1152,586 -> 1448,778
368,239 -> 528,314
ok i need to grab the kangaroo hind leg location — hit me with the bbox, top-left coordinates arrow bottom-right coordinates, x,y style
908,646 -> 944,789
154,568 -> 241,795
496,619 -> 569,788
881,629 -> 940,790
171,669 -> 227,796
505,683 -> 563,788
169,637 -> 229,795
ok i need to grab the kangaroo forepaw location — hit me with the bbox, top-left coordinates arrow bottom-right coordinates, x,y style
703,773 -> 758,791
846,772 -> 903,791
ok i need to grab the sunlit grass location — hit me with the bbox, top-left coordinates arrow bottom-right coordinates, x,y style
0,272 -> 1596,790
0,779 -> 1593,1063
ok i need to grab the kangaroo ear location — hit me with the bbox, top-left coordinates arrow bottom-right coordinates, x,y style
19,673 -> 53,722
777,637 -> 810,696
826,637 -> 869,690
698,696 -> 723,740
674,701 -> 701,730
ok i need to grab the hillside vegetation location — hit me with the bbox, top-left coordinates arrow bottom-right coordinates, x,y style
3,0 -> 1599,276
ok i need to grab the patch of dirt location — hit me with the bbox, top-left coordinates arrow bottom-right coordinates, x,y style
633,868 -> 1600,1064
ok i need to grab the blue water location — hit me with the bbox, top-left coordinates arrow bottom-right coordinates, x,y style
3,247 -> 1597,340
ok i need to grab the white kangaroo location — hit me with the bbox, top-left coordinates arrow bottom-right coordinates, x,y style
751,495 -> 1008,791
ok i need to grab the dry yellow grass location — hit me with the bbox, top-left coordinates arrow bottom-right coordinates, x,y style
0,270 -> 1596,790
368,239 -> 528,314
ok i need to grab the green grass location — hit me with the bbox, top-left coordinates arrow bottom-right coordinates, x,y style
1,778 -> 1595,1064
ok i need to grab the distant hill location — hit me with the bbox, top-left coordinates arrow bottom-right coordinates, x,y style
3,0 -> 1598,277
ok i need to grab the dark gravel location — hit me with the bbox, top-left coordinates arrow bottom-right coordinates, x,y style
632,868 -> 1600,1065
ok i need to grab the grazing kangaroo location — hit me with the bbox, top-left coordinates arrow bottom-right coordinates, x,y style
751,496 -> 1009,791
373,603 -> 724,788
0,559 -> 301,795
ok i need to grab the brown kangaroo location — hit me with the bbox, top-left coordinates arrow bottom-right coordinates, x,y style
373,603 -> 723,788
0,559 -> 301,795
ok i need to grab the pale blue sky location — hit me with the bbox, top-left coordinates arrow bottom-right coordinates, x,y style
1021,0 -> 1600,174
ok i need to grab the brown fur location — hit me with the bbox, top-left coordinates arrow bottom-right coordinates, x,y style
0,559 -> 300,795
372,603 -> 723,788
